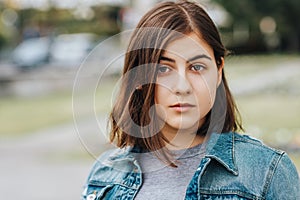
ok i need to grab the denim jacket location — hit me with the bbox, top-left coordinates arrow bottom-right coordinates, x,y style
82,132 -> 300,200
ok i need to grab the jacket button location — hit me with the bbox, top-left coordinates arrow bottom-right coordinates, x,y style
87,193 -> 96,200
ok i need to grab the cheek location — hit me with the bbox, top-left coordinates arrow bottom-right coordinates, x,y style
154,84 -> 167,105
192,72 -> 218,110
154,85 -> 169,120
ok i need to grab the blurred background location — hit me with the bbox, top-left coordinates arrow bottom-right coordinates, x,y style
0,0 -> 299,199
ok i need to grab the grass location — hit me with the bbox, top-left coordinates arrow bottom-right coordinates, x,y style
290,154 -> 300,173
225,54 -> 300,80
236,94 -> 300,139
0,77 -> 118,137
0,92 -> 72,136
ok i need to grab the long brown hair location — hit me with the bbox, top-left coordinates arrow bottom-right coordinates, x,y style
109,0 -> 243,155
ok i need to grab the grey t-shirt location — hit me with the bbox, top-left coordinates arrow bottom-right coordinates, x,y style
134,144 -> 204,200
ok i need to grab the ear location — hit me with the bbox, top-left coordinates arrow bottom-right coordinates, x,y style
217,57 -> 224,87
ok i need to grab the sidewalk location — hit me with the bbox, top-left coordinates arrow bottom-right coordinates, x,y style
0,116 -> 111,200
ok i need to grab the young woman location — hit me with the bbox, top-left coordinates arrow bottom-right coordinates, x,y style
82,1 -> 300,199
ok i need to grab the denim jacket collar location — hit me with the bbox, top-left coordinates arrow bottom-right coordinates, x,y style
106,132 -> 238,176
204,132 -> 238,175
84,132 -> 300,199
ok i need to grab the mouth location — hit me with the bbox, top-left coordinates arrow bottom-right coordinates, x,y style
169,103 -> 195,112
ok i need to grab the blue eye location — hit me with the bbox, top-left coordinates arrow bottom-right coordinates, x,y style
191,64 -> 205,71
157,66 -> 171,73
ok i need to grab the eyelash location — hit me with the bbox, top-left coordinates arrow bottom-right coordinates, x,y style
190,64 -> 206,72
157,64 -> 206,74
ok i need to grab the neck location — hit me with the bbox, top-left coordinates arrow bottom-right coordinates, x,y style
162,126 -> 204,150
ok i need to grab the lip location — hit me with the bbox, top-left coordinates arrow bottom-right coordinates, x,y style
169,103 -> 195,112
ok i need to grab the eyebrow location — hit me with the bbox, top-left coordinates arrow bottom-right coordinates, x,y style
159,54 -> 212,63
187,54 -> 212,62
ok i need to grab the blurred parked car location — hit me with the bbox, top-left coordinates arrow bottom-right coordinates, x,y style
11,37 -> 51,70
49,33 -> 98,68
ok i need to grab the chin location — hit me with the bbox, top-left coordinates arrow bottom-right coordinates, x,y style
169,120 -> 200,131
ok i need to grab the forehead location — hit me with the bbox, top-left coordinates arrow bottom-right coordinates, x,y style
162,33 -> 214,60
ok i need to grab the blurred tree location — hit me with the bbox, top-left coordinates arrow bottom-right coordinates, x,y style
9,5 -> 121,45
0,2 -> 4,49
0,34 -> 6,49
0,1 -> 18,49
213,0 -> 300,53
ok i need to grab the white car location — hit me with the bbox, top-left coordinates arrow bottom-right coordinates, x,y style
49,33 -> 97,67
12,37 -> 51,70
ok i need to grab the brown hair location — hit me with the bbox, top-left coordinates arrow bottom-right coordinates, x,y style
109,0 -> 243,156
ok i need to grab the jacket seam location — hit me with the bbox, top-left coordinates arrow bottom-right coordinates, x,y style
88,180 -> 140,190
200,189 -> 264,200
232,132 -> 238,174
261,151 -> 285,198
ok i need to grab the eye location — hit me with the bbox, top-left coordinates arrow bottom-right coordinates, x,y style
157,65 -> 171,73
190,64 -> 205,72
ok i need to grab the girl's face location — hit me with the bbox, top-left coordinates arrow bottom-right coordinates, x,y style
155,32 -> 223,139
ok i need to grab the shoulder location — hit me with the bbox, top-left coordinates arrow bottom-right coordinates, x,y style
233,132 -> 300,199
86,146 -> 141,183
232,132 -> 287,170
211,132 -> 288,173
95,147 -> 132,163
82,147 -> 141,199
233,132 -> 284,156
88,146 -> 135,177
232,132 -> 299,198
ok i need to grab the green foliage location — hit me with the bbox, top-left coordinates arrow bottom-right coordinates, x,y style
16,5 -> 121,38
0,78 -> 115,137
0,33 -> 6,49
213,0 -> 300,52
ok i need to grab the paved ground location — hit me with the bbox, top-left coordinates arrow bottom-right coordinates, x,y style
0,116 -> 111,200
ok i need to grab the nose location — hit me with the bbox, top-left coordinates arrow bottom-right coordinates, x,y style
173,72 -> 192,96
